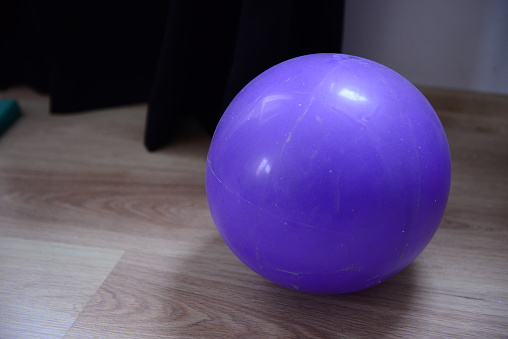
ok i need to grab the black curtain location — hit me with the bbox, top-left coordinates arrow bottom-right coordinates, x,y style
0,1 -> 169,112
1,1 -> 344,151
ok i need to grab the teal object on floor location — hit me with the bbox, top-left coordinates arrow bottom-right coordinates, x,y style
0,99 -> 21,136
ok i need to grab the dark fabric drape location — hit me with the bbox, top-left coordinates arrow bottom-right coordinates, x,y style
0,1 -> 344,151
146,0 -> 344,150
0,1 -> 169,112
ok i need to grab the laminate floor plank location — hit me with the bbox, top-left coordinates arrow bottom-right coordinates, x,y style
0,237 -> 123,338
0,86 -> 506,338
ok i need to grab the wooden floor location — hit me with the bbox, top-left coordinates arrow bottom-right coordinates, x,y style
0,86 -> 507,338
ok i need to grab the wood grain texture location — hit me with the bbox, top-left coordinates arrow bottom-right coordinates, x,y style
0,238 -> 123,338
0,86 -> 507,338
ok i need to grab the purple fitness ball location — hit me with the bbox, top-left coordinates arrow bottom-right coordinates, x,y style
206,53 -> 451,294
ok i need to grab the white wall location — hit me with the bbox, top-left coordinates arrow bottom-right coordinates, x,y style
341,0 -> 508,95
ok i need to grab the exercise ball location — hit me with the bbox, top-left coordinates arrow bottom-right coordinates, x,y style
206,53 -> 451,294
